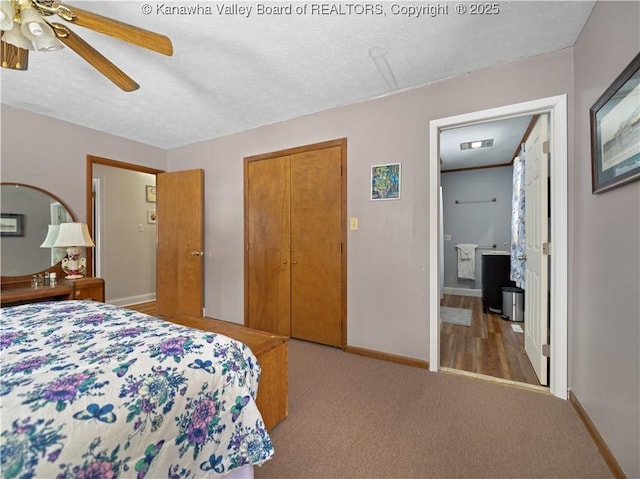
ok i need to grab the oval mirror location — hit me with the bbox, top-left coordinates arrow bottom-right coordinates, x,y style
1,183 -> 76,278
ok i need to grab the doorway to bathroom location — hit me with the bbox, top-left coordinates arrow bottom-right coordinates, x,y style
439,148 -> 539,386
428,95 -> 569,400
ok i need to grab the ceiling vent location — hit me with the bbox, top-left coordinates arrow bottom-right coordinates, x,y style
460,139 -> 494,150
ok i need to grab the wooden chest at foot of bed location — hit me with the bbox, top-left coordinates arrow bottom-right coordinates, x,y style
164,316 -> 288,430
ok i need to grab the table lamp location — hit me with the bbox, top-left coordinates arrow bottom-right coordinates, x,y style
53,223 -> 95,279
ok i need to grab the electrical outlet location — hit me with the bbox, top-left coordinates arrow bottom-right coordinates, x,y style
138,224 -> 144,232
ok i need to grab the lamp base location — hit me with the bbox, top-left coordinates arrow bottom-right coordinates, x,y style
62,251 -> 87,280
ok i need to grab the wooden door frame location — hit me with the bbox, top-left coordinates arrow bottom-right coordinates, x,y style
428,96 -> 568,399
85,155 -> 164,277
243,138 -> 348,348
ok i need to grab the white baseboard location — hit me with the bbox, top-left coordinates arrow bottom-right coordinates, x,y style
443,287 -> 482,297
108,293 -> 156,307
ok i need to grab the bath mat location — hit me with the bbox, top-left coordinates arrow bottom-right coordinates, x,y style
441,306 -> 472,327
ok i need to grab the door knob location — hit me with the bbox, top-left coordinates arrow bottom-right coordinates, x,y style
517,254 -> 527,261
191,251 -> 204,257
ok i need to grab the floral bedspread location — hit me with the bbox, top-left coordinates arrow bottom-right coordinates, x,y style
0,301 -> 273,478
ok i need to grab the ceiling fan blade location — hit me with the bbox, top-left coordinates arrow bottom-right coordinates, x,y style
56,4 -> 173,56
50,22 -> 139,92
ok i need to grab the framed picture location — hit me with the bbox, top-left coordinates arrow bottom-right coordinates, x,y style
590,52 -> 640,194
146,185 -> 157,203
147,210 -> 157,224
371,163 -> 401,200
0,213 -> 24,236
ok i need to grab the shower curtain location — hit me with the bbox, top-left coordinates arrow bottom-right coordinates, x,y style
510,150 -> 526,288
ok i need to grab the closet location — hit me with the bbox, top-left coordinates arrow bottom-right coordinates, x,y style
244,139 -> 346,347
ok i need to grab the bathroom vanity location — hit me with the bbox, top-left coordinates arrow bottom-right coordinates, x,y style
481,251 -> 515,313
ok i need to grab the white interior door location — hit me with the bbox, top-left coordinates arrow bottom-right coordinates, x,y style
524,114 -> 550,385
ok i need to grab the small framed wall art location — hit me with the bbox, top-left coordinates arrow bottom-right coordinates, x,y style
146,185 -> 157,203
371,163 -> 401,200
590,52 -> 640,194
0,213 -> 24,237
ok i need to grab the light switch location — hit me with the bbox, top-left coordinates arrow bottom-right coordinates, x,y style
444,234 -> 451,241
350,217 -> 359,231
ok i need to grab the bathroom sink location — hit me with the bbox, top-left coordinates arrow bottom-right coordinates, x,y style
482,250 -> 510,255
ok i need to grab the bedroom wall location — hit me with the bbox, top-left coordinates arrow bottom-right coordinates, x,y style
571,2 -> 640,477
0,106 -> 166,298
441,166 -> 513,291
166,47 -> 574,361
2,4 -> 637,472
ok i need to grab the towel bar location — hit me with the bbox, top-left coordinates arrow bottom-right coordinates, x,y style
455,198 -> 497,204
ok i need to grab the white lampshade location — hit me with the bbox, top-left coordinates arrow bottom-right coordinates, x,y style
20,7 -> 55,42
53,223 -> 95,248
40,224 -> 61,247
2,26 -> 33,50
34,34 -> 63,52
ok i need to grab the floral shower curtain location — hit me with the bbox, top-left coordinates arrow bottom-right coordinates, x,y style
510,149 -> 526,288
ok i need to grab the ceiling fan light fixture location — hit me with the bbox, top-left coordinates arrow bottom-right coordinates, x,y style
2,1 -> 173,89
0,0 -> 14,30
20,6 -> 52,41
34,31 -> 61,51
1,38 -> 28,69
2,24 -> 32,49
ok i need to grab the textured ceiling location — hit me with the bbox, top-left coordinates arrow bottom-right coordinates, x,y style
1,1 -> 594,150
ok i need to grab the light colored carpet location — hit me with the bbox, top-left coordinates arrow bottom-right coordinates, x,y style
441,306 -> 472,326
255,339 -> 612,479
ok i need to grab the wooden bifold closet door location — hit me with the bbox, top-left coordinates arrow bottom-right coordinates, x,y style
244,139 -> 346,348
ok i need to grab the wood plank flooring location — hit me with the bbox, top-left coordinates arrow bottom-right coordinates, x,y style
126,301 -> 157,316
128,297 -> 540,386
440,294 -> 541,386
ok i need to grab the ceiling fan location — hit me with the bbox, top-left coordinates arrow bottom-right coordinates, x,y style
0,0 -> 173,91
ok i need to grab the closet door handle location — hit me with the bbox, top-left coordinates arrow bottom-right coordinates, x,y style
517,254 -> 527,261
292,260 -> 298,264
283,260 -> 288,264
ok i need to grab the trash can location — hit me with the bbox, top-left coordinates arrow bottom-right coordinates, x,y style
501,286 -> 524,322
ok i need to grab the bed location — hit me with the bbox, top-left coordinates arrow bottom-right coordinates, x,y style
0,300 -> 274,478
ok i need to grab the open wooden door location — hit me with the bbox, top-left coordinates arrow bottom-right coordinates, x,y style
524,115 -> 549,385
156,169 -> 204,318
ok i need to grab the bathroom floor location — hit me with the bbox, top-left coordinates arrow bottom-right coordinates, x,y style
440,294 -> 541,386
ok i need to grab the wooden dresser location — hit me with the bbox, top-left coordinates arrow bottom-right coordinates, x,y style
0,277 -> 105,307
165,315 -> 288,431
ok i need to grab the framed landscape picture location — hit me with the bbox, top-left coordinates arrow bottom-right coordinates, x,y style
590,52 -> 640,194
0,213 -> 24,237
